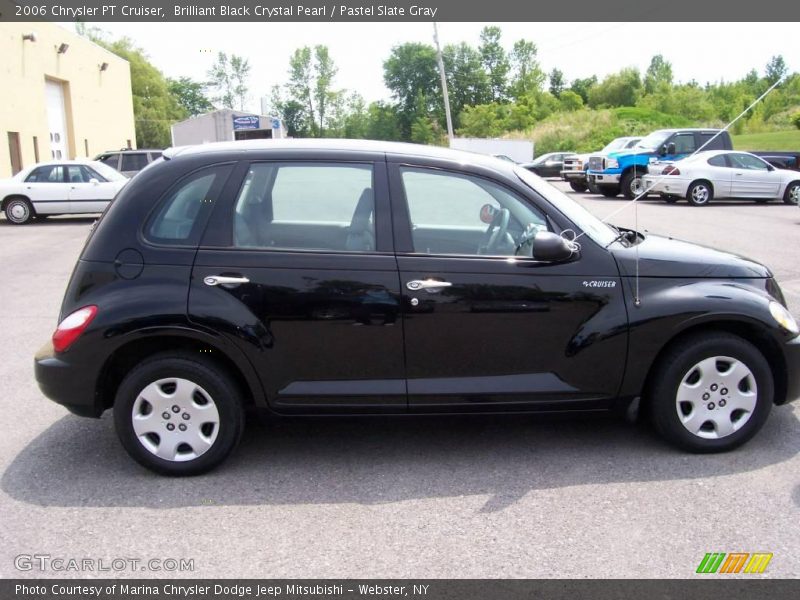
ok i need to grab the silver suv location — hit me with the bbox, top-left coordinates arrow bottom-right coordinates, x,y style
94,149 -> 163,178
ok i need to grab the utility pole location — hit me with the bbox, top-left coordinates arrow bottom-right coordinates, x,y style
433,22 -> 454,141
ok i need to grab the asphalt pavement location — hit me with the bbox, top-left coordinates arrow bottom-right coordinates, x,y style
1,185 -> 798,579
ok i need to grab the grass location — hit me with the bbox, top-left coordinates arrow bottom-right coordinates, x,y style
733,130 -> 800,151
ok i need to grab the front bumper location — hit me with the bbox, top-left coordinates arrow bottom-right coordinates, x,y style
561,170 -> 587,182
34,342 -> 103,418
587,171 -> 621,185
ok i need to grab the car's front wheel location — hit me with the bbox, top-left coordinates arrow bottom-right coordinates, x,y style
783,181 -> 800,205
569,181 -> 588,193
621,171 -> 645,200
649,333 -> 773,453
4,197 -> 35,224
599,186 -> 620,198
114,354 -> 245,475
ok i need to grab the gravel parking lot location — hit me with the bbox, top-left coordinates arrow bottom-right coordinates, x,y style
1,184 -> 799,579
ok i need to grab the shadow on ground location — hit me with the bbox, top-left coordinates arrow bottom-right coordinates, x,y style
4,406 -> 798,512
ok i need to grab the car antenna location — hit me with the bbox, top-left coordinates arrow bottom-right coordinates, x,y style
572,75 -> 786,308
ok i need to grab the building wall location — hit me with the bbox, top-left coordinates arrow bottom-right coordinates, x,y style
0,22 -> 136,178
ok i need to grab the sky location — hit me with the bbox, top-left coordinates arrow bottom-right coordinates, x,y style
66,22 -> 800,114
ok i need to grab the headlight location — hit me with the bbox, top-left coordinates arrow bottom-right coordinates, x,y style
769,301 -> 799,334
606,158 -> 619,169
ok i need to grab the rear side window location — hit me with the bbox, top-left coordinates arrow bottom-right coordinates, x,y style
26,165 -> 64,182
232,162 -> 375,252
121,153 -> 149,172
707,155 -> 728,167
145,165 -> 232,245
698,132 -> 728,151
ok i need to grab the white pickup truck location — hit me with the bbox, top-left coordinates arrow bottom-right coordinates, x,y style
561,136 -> 642,192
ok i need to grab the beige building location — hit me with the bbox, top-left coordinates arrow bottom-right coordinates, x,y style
0,21 -> 136,178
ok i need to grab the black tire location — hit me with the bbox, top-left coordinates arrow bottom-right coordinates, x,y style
4,197 -> 35,224
661,194 -> 679,204
569,181 -> 588,193
649,333 -> 773,453
114,353 -> 245,476
599,186 -> 620,198
783,181 -> 800,205
587,180 -> 599,194
621,170 -> 644,200
686,180 -> 714,206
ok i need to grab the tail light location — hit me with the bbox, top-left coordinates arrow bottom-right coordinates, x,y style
661,165 -> 681,175
52,305 -> 97,352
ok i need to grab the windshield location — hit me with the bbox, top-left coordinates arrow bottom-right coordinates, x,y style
89,161 -> 128,182
601,138 -> 627,153
514,166 -> 618,246
635,131 -> 672,151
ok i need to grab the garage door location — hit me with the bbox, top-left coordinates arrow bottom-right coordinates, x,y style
45,80 -> 69,161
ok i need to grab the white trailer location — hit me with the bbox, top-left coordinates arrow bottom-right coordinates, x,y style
449,138 -> 534,163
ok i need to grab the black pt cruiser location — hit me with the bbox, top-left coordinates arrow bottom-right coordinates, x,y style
34,140 -> 800,475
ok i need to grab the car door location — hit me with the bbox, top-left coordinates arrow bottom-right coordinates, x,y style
705,154 -> 733,198
189,158 -> 406,413
388,160 -> 628,412
729,153 -> 782,198
66,165 -> 114,213
22,165 -> 70,214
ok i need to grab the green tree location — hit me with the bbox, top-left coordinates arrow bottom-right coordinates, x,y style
508,40 -> 545,100
383,43 -> 440,139
442,42 -> 491,126
644,54 -> 673,94
569,76 -> 597,105
207,52 -> 250,110
167,76 -> 214,117
558,90 -> 584,111
765,55 -> 787,85
588,68 -> 642,108
479,26 -> 510,102
283,45 -> 341,136
365,102 -> 403,141
92,37 -> 184,148
548,68 -> 565,98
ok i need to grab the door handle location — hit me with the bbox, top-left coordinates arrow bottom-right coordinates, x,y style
406,279 -> 452,293
735,172 -> 743,176
204,275 -> 250,287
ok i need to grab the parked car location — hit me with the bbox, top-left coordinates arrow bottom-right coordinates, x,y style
561,137 -> 642,193
94,149 -> 163,178
1,160 -> 129,224
588,129 -> 734,199
34,140 -> 800,475
644,150 -> 800,206
752,152 -> 800,172
521,152 -> 575,178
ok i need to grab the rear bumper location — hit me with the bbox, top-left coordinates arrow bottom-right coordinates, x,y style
34,342 -> 103,418
781,335 -> 800,405
643,176 -> 690,197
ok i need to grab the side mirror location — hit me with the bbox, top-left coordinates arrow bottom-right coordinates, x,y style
659,145 -> 668,157
667,142 -> 676,155
89,178 -> 99,185
532,231 -> 575,262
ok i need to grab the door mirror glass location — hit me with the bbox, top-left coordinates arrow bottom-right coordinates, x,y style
666,142 -> 677,155
531,231 -> 575,262
659,145 -> 668,157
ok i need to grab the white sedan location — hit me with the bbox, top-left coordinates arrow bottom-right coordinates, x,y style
643,150 -> 800,206
1,160 -> 129,224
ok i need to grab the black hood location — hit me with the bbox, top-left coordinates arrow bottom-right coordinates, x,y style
610,234 -> 772,279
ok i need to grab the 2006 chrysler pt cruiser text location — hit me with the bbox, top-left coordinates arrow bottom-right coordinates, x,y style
34,140 -> 800,475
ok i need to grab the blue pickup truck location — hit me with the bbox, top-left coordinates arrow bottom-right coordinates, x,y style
587,128 -> 733,199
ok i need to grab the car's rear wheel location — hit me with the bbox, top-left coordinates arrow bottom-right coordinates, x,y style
4,197 -> 35,224
783,181 -> 800,205
649,333 -> 772,452
114,354 -> 245,475
569,181 -> 588,193
687,181 -> 713,206
599,186 -> 620,198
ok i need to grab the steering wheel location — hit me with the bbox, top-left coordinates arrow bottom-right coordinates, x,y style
480,208 -> 510,254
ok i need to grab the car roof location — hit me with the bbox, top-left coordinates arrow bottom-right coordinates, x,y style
162,139 -> 519,171
98,149 -> 161,154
